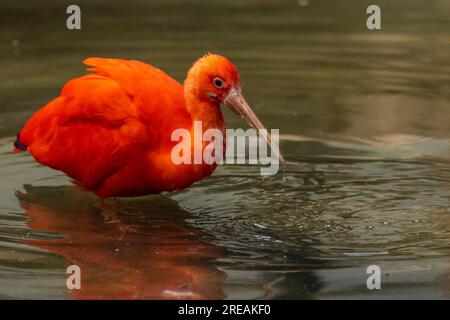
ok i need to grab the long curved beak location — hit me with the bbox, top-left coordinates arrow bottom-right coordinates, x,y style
223,87 -> 286,166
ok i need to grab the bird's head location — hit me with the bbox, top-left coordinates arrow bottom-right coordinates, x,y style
185,53 -> 285,165
185,53 -> 240,104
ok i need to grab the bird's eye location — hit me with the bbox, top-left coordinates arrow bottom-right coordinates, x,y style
213,77 -> 224,88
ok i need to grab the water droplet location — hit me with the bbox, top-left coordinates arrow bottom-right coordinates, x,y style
367,225 -> 374,230
12,40 -> 20,47
14,48 -> 21,56
412,219 -> 420,223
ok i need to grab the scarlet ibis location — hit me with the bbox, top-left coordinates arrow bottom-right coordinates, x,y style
14,54 -> 284,197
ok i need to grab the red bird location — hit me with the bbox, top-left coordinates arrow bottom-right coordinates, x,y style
14,54 -> 284,197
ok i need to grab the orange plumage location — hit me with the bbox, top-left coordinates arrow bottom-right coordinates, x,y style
15,54 -> 281,197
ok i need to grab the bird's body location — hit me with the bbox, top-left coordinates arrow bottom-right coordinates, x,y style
15,54 -> 283,197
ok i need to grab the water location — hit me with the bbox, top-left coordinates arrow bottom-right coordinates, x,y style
1,0 -> 450,299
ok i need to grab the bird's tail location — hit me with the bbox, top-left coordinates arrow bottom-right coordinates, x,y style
12,132 -> 28,152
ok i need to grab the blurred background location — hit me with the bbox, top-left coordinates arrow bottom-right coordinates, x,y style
1,0 -> 450,299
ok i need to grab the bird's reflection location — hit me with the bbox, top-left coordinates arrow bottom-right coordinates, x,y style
16,185 -> 226,299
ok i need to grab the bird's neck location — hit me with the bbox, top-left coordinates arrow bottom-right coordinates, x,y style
184,90 -> 225,134
182,87 -> 226,179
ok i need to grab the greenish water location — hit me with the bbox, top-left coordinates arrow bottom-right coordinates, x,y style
1,0 -> 450,299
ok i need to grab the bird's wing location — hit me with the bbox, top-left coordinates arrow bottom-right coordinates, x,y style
19,58 -> 188,191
